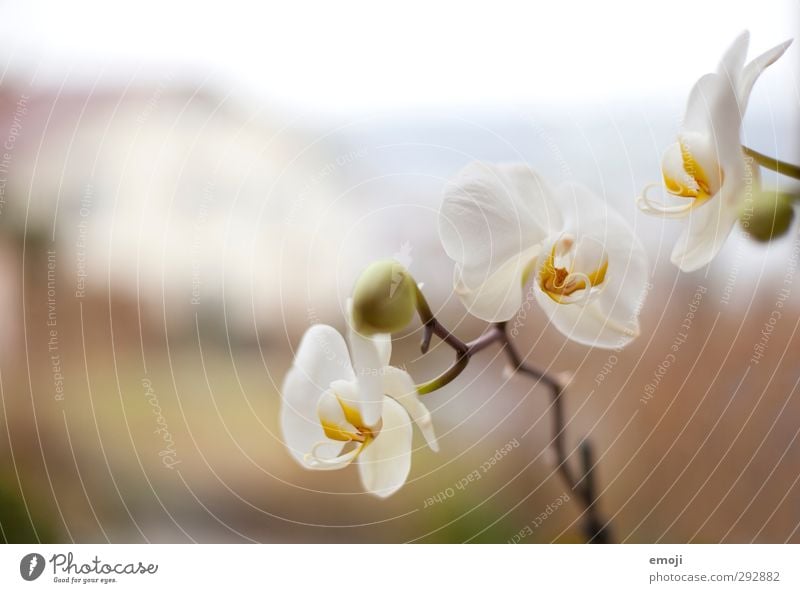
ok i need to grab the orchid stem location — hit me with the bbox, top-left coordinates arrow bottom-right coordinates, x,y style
743,145 -> 800,180
498,322 -> 612,543
416,354 -> 469,395
415,322 -> 503,394
414,311 -> 613,543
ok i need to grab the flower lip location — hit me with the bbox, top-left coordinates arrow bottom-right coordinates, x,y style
317,384 -> 381,445
538,234 -> 608,305
307,387 -> 384,470
640,133 -> 724,219
665,133 -> 721,200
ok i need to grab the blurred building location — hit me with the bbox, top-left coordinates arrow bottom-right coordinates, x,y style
0,82 -> 358,350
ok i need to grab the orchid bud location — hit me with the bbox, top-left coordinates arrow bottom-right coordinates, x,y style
742,190 -> 795,243
351,260 -> 417,335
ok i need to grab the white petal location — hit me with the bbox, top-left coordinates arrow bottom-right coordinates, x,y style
694,81 -> 742,170
358,397 -> 413,498
718,31 -> 749,83
347,326 -> 385,428
682,36 -> 748,168
672,155 -> 756,272
439,162 -> 561,321
739,39 -> 793,108
555,182 -> 626,241
683,73 -> 724,137
678,132 -> 722,193
345,297 -> 391,367
570,235 -> 607,274
670,164 -> 756,272
372,332 -> 392,368
453,244 -> 541,322
381,366 -> 438,452
535,183 -> 649,349
280,325 -> 353,466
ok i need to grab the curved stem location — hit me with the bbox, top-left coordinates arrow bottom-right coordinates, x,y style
743,145 -> 800,180
415,322 -> 504,394
498,322 -> 611,543
414,312 -> 613,543
413,283 -> 435,326
416,355 -> 469,395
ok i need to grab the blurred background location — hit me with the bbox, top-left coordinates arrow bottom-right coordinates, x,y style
0,0 -> 798,543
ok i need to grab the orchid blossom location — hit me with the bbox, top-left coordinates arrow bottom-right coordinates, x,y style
280,323 -> 437,498
439,162 -> 648,349
637,31 -> 792,272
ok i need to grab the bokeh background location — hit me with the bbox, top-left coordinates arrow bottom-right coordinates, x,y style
0,0 -> 798,543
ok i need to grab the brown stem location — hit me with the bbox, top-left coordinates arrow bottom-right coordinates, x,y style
415,321 -> 504,394
496,321 -> 611,543
417,315 -> 613,543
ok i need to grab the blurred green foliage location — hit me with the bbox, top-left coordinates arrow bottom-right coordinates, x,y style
0,481 -> 55,543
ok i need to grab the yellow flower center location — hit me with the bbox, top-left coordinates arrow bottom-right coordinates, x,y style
638,133 -> 725,219
662,137 -> 716,205
320,395 -> 377,444
305,384 -> 381,469
538,236 -> 608,304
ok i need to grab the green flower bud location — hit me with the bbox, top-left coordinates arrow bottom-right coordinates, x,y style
741,190 -> 796,243
351,260 -> 417,335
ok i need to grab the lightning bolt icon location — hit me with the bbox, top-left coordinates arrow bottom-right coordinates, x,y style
28,556 -> 38,577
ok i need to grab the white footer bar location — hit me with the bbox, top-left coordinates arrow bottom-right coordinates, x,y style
1,544 -> 797,591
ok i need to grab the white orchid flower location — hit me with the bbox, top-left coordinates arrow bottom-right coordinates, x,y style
637,31 -> 792,272
439,162 -> 648,349
280,323 -> 437,498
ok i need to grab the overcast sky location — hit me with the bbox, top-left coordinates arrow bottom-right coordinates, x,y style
0,0 -> 796,118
